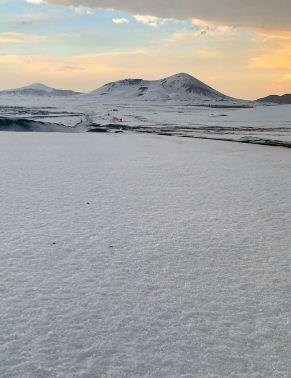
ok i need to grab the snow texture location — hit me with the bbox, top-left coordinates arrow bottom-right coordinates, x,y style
0,133 -> 290,378
0,95 -> 290,146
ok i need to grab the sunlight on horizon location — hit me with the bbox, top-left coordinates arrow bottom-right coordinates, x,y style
0,0 -> 290,99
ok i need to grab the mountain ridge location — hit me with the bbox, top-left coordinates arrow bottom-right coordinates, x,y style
0,83 -> 83,97
0,73 -> 250,102
257,94 -> 291,104
89,73 -> 232,102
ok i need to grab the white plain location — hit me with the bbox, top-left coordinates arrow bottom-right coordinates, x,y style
0,133 -> 290,377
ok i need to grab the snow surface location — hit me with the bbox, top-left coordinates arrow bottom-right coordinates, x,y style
0,133 -> 290,377
0,95 -> 290,146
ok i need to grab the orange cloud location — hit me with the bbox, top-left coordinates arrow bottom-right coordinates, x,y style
0,32 -> 51,44
250,43 -> 291,69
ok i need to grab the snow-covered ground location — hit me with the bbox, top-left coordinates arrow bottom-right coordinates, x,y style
1,132 -> 290,377
0,95 -> 290,146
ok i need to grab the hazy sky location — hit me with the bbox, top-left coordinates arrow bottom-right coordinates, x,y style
0,0 -> 290,98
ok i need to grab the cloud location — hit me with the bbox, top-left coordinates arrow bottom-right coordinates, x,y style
0,32 -> 51,44
112,17 -> 129,24
73,6 -> 94,14
40,0 -> 291,30
134,15 -> 165,28
26,0 -> 47,4
165,23 -> 235,44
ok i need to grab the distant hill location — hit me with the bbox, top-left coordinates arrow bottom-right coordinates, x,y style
0,75 -> 249,103
257,94 -> 291,104
89,73 -> 235,102
0,83 -> 82,97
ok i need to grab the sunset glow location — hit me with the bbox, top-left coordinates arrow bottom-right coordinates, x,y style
0,0 -> 290,99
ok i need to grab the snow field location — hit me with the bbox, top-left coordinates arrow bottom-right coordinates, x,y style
0,133 -> 290,377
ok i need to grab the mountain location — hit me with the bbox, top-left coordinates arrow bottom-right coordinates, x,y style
257,94 -> 291,104
89,73 -> 232,101
0,83 -> 82,97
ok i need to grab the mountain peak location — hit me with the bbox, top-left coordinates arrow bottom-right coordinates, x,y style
167,72 -> 194,79
23,83 -> 53,91
0,83 -> 82,97
90,72 -> 229,101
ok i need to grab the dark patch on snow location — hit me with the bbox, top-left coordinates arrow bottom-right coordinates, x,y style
119,79 -> 143,85
87,127 -> 109,133
0,117 -> 73,132
138,87 -> 148,97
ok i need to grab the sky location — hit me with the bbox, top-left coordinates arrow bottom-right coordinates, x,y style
0,0 -> 290,99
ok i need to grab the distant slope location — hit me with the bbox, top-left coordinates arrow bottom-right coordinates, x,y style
89,73 -> 235,102
0,83 -> 82,97
257,94 -> 291,104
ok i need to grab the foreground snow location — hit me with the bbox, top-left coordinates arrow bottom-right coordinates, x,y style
0,133 -> 290,377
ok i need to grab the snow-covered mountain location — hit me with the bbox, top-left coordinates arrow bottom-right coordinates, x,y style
89,73 -> 232,101
0,74 -> 242,102
0,83 -> 82,97
257,94 -> 291,104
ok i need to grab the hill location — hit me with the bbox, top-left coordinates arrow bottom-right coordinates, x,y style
257,94 -> 291,104
89,73 -> 233,102
0,83 -> 82,97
